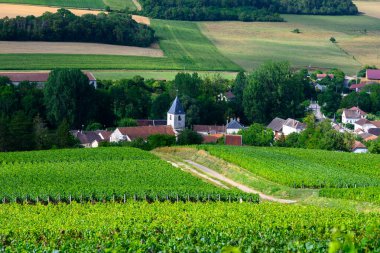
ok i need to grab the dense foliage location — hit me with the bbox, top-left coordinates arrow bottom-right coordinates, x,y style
243,62 -> 306,124
200,145 -> 380,188
138,0 -> 358,21
0,202 -> 378,252
0,147 -> 257,203
0,9 -> 155,47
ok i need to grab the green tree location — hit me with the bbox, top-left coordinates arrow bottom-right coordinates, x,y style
0,117 -> 10,152
33,115 -> 51,150
243,61 -> 305,124
367,139 -> 380,154
340,92 -> 371,113
150,93 -> 172,119
174,73 -> 201,98
44,69 -> 95,128
55,119 -> 78,148
117,118 -> 138,127
8,111 -> 35,151
86,122 -> 103,131
177,129 -> 203,145
239,123 -> 274,146
147,134 -> 176,149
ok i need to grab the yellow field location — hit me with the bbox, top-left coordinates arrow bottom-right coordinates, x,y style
0,3 -> 100,17
355,1 -> 380,19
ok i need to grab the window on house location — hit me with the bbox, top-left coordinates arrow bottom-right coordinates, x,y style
170,115 -> 172,120
178,115 -> 182,121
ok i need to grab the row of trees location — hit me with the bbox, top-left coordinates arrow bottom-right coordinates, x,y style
138,0 -> 358,21
0,9 -> 155,47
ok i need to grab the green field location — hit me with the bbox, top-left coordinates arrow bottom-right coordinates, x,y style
200,14 -> 380,74
0,20 -> 241,71
93,70 -> 238,80
201,146 -> 380,188
0,202 -> 379,252
0,147 -> 256,203
320,187 -> 380,204
0,0 -> 135,10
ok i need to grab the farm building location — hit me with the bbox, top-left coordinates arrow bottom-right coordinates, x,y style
282,118 -> 306,136
71,130 -> 112,148
0,71 -> 97,88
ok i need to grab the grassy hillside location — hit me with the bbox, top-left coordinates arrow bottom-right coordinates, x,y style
0,0 -> 135,10
200,14 -> 380,74
0,19 -> 241,71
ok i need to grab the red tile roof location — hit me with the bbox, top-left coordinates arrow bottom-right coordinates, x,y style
317,74 -> 334,79
0,71 -> 96,82
202,134 -> 223,144
117,126 -> 175,141
352,141 -> 366,151
366,69 -> 380,80
225,135 -> 242,146
193,125 -> 226,133
371,121 -> 380,128
349,83 -> 367,90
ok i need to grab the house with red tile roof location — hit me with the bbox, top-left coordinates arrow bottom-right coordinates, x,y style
110,125 -> 175,143
352,141 -> 368,153
342,106 -> 367,124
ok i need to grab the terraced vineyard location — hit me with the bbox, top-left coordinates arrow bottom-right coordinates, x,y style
0,202 -> 379,252
0,147 -> 257,203
201,146 -> 380,188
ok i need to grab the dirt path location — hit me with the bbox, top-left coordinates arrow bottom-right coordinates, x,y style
184,160 -> 297,204
167,161 -> 229,189
132,0 -> 142,11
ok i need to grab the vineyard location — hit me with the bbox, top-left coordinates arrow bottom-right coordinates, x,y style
320,187 -> 380,204
0,147 -> 258,203
200,146 -> 380,189
0,202 -> 379,252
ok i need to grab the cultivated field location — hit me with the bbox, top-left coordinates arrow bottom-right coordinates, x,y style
0,0 -> 135,10
0,19 -> 241,71
0,3 -> 101,17
200,14 -> 380,74
1,202 -> 379,252
0,41 -> 163,57
355,1 -> 380,19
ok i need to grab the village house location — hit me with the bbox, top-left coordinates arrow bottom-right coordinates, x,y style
267,117 -> 286,139
0,71 -> 97,88
359,132 -> 378,142
361,69 -> 380,84
353,118 -> 376,132
109,125 -> 175,142
226,119 -> 245,134
71,130 -> 112,148
282,118 -> 306,136
316,73 -> 334,81
352,141 -> 368,154
342,106 -> 367,124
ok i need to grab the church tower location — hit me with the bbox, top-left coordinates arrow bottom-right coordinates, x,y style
167,96 -> 185,131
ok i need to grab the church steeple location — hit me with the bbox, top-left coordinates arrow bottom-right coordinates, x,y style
167,96 -> 185,130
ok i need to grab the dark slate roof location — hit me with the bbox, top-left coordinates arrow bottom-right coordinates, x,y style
283,118 -> 306,130
267,117 -> 285,132
168,97 -> 185,114
368,128 -> 380,136
71,131 -> 102,145
226,120 -> 244,129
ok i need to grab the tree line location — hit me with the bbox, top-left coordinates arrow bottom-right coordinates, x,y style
0,9 -> 155,47
137,0 -> 358,21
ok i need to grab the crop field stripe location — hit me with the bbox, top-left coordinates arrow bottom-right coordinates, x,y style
0,0 -> 106,9
0,147 -> 258,203
0,202 -> 379,251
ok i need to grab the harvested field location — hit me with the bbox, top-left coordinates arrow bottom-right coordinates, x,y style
355,1 -> 380,19
132,15 -> 150,25
200,14 -> 380,74
0,3 -> 101,17
0,41 -> 163,57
